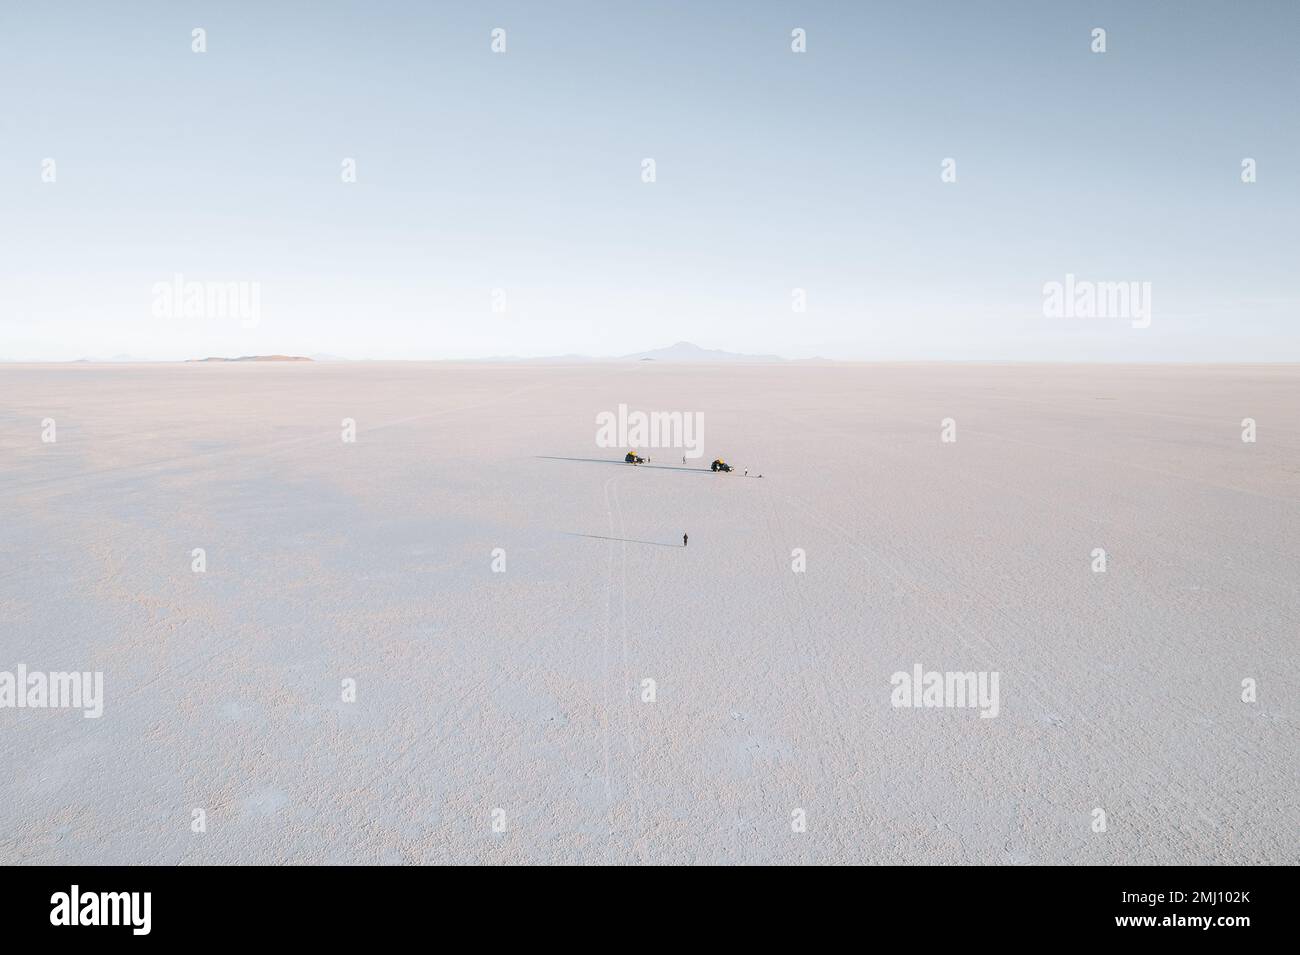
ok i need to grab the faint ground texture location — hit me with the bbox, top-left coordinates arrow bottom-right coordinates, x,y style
1,362 -> 1295,864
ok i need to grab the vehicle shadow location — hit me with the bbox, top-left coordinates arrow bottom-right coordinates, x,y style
537,456 -> 709,474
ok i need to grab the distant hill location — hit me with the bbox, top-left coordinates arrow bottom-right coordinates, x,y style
619,342 -> 784,362
189,355 -> 312,363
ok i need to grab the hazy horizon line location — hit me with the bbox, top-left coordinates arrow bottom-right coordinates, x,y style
7,357 -> 1299,367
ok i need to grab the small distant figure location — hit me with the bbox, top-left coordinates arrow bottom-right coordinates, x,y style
683,533 -> 688,547
682,454 -> 686,464
744,468 -> 748,476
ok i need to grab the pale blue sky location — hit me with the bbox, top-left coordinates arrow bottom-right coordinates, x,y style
1,0 -> 1296,361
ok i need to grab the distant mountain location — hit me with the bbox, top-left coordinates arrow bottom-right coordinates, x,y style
619,342 -> 784,362
471,342 -> 786,363
188,355 -> 312,363
476,353 -> 596,363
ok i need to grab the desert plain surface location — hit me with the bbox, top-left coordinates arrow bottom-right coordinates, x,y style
0,361 -> 1296,864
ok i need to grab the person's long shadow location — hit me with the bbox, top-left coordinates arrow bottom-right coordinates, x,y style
569,533 -> 681,548
538,455 -> 708,473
